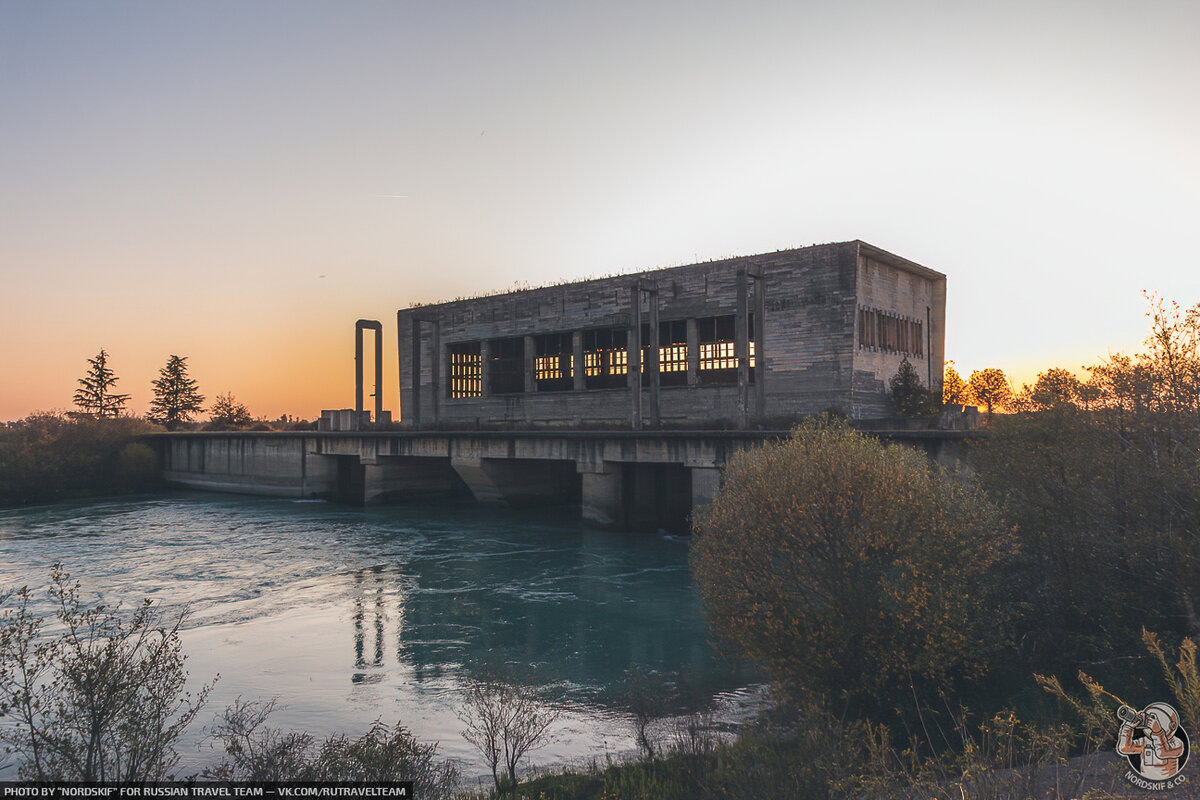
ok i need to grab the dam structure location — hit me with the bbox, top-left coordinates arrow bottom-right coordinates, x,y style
153,240 -> 957,531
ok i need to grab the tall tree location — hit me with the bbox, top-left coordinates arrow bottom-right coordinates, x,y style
72,349 -> 129,418
147,355 -> 205,430
889,357 -> 937,416
968,367 -> 1013,419
942,361 -> 970,405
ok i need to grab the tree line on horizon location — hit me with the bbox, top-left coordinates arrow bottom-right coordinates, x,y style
66,349 -> 304,431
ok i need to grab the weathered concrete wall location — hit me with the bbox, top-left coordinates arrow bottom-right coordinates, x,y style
851,245 -> 946,417
155,434 -> 338,498
397,240 -> 946,428
150,428 -> 975,531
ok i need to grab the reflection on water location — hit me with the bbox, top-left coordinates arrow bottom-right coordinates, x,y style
0,493 -> 751,775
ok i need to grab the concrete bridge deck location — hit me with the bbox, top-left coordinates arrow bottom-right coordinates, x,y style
147,428 -> 973,533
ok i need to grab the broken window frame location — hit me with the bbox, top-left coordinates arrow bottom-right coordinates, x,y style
447,341 -> 483,399
534,332 -> 574,392
488,336 -> 525,395
582,327 -> 628,390
697,314 -> 755,384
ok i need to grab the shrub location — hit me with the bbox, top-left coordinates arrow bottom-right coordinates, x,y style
691,417 -> 1011,717
206,699 -> 457,798
0,564 -> 215,781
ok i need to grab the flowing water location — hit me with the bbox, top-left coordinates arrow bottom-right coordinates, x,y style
0,493 -> 754,780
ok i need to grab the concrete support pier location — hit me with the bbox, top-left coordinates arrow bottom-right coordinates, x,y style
149,428 -> 975,532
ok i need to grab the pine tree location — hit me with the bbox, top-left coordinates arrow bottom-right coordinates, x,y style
889,357 -> 937,416
73,349 -> 130,418
148,355 -> 205,430
209,392 -> 252,429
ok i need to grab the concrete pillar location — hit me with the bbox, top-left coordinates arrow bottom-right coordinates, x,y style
753,272 -> 766,420
686,317 -> 699,386
301,450 -> 339,498
480,339 -> 491,397
430,321 -> 441,425
524,335 -> 536,394
410,317 -> 422,427
362,457 -> 466,504
355,319 -> 383,422
451,457 -> 575,506
630,285 -> 642,430
580,463 -> 623,528
572,330 -> 585,392
735,269 -> 749,429
690,466 -> 722,509
647,284 -> 660,429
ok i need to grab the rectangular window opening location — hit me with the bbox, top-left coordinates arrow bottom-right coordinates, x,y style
697,315 -> 755,384
447,342 -> 483,399
488,336 -> 525,395
534,332 -> 574,392
857,306 -> 923,357
582,327 -> 628,390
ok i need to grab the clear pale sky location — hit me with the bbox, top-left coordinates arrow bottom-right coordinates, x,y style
3,0 -> 1198,422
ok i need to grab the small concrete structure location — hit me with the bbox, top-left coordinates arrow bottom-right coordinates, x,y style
356,319 -> 384,421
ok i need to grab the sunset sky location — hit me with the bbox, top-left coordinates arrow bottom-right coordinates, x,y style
3,0 -> 1198,422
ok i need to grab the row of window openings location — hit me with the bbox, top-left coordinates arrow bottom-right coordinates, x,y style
857,307 -> 924,357
447,316 -> 756,398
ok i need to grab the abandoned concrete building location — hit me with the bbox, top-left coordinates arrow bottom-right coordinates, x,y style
396,240 -> 945,429
155,241 -> 950,529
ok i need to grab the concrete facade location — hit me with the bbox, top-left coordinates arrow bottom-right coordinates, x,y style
397,240 -> 945,429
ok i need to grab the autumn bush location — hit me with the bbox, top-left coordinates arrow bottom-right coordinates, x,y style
974,297 -> 1200,686
0,413 -> 162,505
690,417 -> 1011,718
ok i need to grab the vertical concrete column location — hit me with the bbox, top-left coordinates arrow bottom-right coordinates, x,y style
629,285 -> 642,430
410,317 -> 422,427
523,335 -> 536,394
753,271 -> 766,421
480,339 -> 491,397
356,329 -> 364,413
647,283 -> 660,429
686,318 -> 699,386
735,269 -> 750,429
581,462 -> 623,528
355,320 -> 383,421
430,321 -> 441,425
690,465 -> 722,509
572,330 -> 585,392
374,326 -> 383,422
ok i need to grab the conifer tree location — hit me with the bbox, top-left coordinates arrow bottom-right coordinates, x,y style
209,392 -> 252,429
889,357 -> 937,416
148,355 -> 205,430
72,349 -> 130,418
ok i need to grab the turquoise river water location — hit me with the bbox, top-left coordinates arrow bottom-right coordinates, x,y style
0,493 -> 754,780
